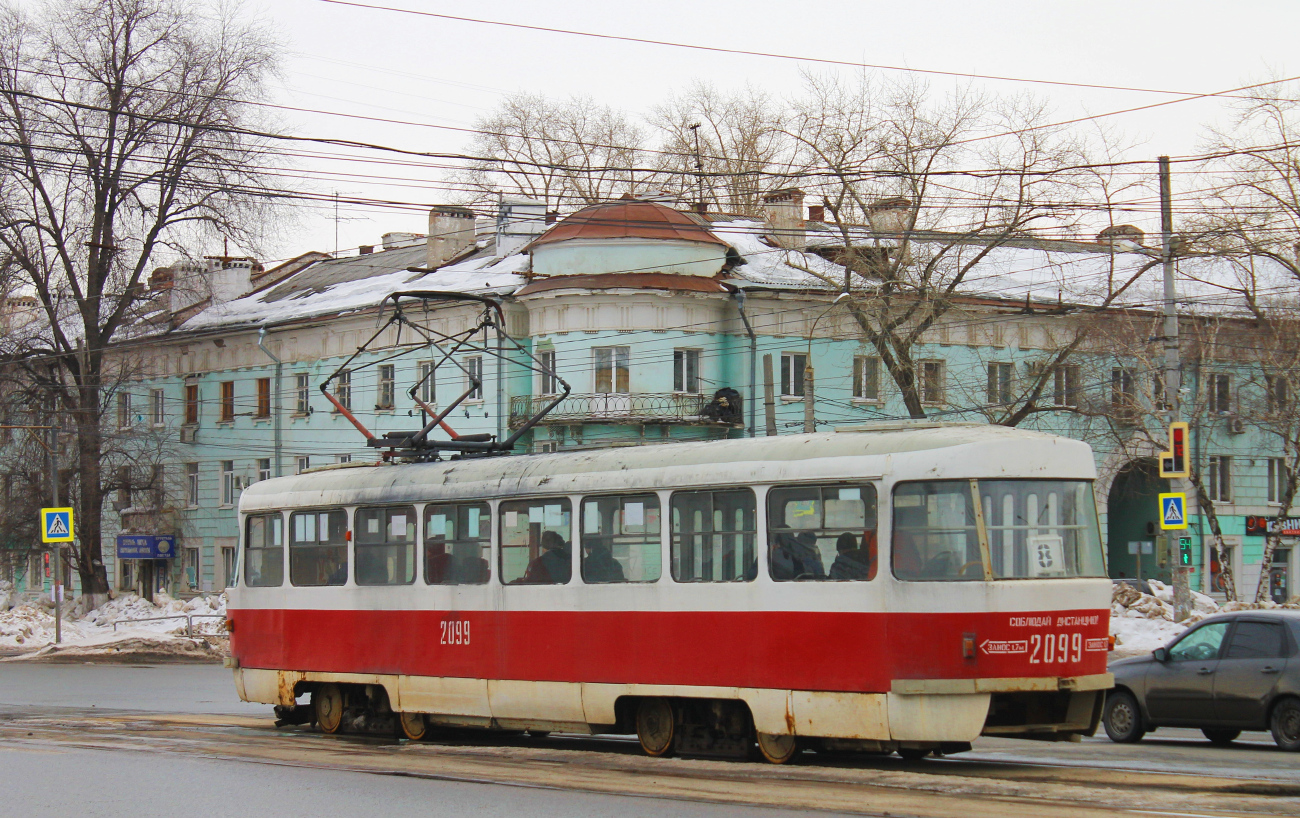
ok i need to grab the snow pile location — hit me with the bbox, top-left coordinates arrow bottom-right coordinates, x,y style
0,591 -> 227,657
1109,580 -> 1219,658
0,580 -> 12,612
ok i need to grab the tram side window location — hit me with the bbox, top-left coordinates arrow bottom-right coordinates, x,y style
355,506 -> 417,585
892,482 -> 982,581
244,513 -> 284,587
425,503 -> 491,585
289,509 -> 347,586
768,484 -> 878,581
500,498 -> 572,584
580,494 -> 661,583
671,489 -> 756,582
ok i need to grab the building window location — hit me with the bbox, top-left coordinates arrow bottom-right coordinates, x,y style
1111,367 -> 1136,417
220,461 -> 236,506
674,349 -> 701,394
1267,374 -> 1289,414
185,462 -> 199,507
117,466 -> 131,509
919,360 -> 944,405
1269,458 -> 1291,504
221,545 -> 236,588
185,382 -> 199,425
1206,455 -> 1232,503
295,373 -> 310,415
336,370 -> 351,411
117,393 -> 131,429
151,389 -> 165,427
184,546 -> 199,591
418,361 -> 435,404
335,454 -> 351,464
594,347 -> 630,395
296,455 -> 310,474
780,353 -> 806,398
377,364 -> 395,409
257,458 -> 272,483
1209,373 -> 1232,415
1052,365 -> 1080,407
987,362 -> 1012,406
255,377 -> 271,418
150,464 -> 165,509
466,356 -> 484,400
538,350 -> 558,395
853,356 -> 880,401
219,381 -> 234,422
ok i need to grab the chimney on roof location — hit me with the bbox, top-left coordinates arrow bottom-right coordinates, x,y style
381,232 -> 424,251
426,205 -> 476,268
762,188 -> 806,251
148,266 -> 175,291
1097,224 -> 1145,251
807,204 -> 825,223
358,245 -> 374,255
165,255 -> 257,314
692,201 -> 707,215
867,197 -> 913,235
495,198 -> 547,258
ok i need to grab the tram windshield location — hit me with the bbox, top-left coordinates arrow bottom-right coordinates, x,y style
892,479 -> 1103,581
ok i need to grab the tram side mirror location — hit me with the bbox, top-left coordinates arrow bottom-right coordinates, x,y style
1153,647 -> 1169,663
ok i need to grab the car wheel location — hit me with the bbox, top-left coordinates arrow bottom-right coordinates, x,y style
1103,690 -> 1146,743
1270,697 -> 1300,751
1201,727 -> 1240,746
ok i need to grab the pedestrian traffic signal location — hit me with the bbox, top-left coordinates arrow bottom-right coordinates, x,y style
1159,422 -> 1190,478
1178,536 -> 1194,567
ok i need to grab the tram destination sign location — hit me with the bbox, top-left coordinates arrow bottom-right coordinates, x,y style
115,534 -> 177,560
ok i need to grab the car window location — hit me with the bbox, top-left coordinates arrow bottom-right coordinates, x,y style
1169,622 -> 1229,662
1224,621 -> 1286,660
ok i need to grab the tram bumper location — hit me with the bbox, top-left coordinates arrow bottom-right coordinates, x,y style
890,673 -> 1112,742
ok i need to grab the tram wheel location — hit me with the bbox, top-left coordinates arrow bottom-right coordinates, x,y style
636,698 -> 676,757
756,732 -> 800,764
397,711 -> 426,741
314,683 -> 344,734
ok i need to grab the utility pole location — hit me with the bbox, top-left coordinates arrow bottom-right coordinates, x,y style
803,359 -> 816,433
1160,155 -> 1192,622
763,354 -> 777,436
48,422 -> 61,644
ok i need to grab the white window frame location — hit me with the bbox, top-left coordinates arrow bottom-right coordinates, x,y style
919,360 -> 945,405
538,350 -> 559,395
418,361 -> 435,404
336,370 -> 351,412
593,347 -> 630,395
987,362 -> 1012,406
220,460 -> 236,507
294,373 -> 310,415
150,389 -> 165,427
780,352 -> 806,398
853,355 -> 880,402
673,348 -> 701,394
185,462 -> 200,507
1206,455 -> 1232,504
377,364 -> 395,410
1209,373 -> 1232,415
296,455 -> 311,474
1268,457 -> 1291,505
465,356 -> 484,401
1052,365 -> 1079,408
257,458 -> 272,483
117,392 -> 132,430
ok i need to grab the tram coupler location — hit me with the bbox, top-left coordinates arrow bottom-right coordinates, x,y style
273,704 -> 315,727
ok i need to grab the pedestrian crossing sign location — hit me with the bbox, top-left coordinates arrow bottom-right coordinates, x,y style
1159,493 -> 1188,530
40,507 -> 74,542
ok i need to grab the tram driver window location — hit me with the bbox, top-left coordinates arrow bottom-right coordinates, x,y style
355,506 -> 417,585
244,513 -> 284,587
891,482 -> 982,581
768,484 -> 878,581
580,494 -> 662,583
500,498 -> 572,585
289,509 -> 347,586
425,503 -> 491,585
671,489 -> 756,582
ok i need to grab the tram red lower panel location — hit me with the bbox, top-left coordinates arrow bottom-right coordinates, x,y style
231,608 -> 1109,693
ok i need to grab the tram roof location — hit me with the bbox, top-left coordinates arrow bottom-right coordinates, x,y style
240,424 -> 1094,511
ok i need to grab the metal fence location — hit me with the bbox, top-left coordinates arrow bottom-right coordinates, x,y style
110,613 -> 225,637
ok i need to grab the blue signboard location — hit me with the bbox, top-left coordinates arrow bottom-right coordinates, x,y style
116,534 -> 177,559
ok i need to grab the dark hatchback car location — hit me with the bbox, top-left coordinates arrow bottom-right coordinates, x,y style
1104,610 -> 1300,750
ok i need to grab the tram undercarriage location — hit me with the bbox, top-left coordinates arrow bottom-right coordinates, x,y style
237,666 -> 1110,763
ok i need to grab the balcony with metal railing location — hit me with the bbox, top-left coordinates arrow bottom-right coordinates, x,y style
509,392 -> 737,429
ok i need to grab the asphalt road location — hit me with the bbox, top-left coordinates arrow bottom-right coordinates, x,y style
0,663 -> 1295,817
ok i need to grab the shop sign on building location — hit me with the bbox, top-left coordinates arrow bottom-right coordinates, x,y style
116,534 -> 177,559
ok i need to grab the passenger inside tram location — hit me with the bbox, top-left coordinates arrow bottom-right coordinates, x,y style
581,541 -> 626,583
522,530 -> 571,584
829,532 -> 874,579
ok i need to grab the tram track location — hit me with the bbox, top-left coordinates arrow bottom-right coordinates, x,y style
0,707 -> 1295,817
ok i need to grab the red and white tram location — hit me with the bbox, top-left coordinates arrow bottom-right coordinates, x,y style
228,423 -> 1113,762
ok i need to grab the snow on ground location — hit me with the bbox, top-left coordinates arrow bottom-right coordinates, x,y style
1109,580 -> 1221,659
0,582 -> 226,660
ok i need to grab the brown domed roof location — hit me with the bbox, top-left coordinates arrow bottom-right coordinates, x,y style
526,200 -> 728,250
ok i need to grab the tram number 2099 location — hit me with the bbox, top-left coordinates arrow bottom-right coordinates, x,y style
1029,632 -> 1082,664
440,619 -> 470,645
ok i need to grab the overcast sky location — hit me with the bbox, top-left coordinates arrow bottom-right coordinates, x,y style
243,0 -> 1300,262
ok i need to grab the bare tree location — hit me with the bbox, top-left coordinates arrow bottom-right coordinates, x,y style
786,74 -> 1094,418
455,92 -> 648,209
649,81 -> 790,215
0,0 -> 280,600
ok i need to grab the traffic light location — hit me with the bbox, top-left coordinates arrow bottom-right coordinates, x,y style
1178,536 -> 1194,567
1160,422 -> 1190,478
